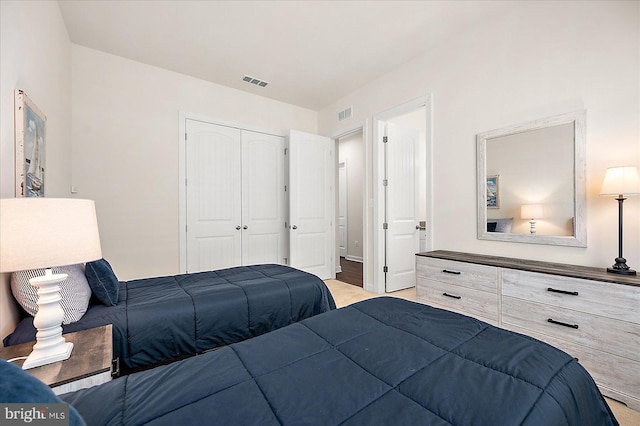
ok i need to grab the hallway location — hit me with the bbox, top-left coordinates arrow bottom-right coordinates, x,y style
336,258 -> 363,287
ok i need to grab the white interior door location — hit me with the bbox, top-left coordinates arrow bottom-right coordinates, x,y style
241,130 -> 286,265
186,119 -> 242,272
385,122 -> 419,292
289,130 -> 334,279
338,161 -> 347,258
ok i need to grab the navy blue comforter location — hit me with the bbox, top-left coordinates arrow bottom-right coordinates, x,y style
4,264 -> 335,372
62,297 -> 617,425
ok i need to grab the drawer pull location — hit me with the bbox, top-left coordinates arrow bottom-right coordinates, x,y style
547,318 -> 579,329
443,292 -> 462,300
442,269 -> 461,275
547,287 -> 579,296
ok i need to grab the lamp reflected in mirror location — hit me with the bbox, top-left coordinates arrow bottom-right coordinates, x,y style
521,204 -> 544,234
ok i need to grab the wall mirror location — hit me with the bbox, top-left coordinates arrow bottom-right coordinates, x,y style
476,110 -> 586,247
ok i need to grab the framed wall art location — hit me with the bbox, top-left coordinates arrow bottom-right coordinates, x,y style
15,90 -> 46,197
486,175 -> 499,209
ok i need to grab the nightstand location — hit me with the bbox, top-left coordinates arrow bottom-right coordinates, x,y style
0,324 -> 113,395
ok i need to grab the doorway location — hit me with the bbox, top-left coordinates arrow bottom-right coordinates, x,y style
335,129 -> 364,287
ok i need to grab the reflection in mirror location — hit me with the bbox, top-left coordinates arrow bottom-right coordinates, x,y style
477,111 -> 586,247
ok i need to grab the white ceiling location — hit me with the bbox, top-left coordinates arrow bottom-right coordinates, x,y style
58,0 -> 512,111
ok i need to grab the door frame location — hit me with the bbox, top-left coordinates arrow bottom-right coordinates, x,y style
332,120 -> 369,289
178,111 -> 286,273
338,160 -> 348,263
372,95 -> 433,294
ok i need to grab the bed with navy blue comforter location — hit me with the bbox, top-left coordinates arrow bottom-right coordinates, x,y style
61,297 -> 617,425
4,264 -> 335,373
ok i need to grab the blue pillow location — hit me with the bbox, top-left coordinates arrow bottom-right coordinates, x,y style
0,359 -> 86,425
85,258 -> 119,306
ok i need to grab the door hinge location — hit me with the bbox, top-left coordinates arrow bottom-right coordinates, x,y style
284,148 -> 288,155
185,178 -> 188,186
284,184 -> 287,192
383,266 -> 388,273
383,179 -> 388,186
185,132 -> 187,141
383,223 -> 388,230
383,136 -> 388,143
185,224 -> 188,233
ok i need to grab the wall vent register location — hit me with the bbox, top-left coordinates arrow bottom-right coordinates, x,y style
337,106 -> 353,122
242,75 -> 270,88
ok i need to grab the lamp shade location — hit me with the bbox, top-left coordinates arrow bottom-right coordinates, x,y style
521,204 -> 544,219
0,198 -> 102,272
600,166 -> 640,196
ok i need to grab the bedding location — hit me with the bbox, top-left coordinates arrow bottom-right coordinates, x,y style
85,258 -> 119,306
60,297 -> 617,425
0,360 -> 86,426
487,217 -> 513,233
11,264 -> 92,324
4,264 -> 335,373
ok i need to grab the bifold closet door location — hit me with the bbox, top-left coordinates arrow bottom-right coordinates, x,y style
241,130 -> 286,266
186,120 -> 242,272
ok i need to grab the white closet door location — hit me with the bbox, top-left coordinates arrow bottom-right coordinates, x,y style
385,122 -> 419,292
241,130 -> 286,265
289,130 -> 334,279
186,119 -> 242,272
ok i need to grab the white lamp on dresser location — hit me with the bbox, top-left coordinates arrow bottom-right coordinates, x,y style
600,165 -> 640,275
0,198 -> 102,369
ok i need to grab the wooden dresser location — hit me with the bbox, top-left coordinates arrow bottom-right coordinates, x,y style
416,250 -> 640,410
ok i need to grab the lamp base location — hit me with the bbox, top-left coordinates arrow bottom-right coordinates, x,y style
22,342 -> 73,370
607,257 -> 637,276
22,269 -> 74,370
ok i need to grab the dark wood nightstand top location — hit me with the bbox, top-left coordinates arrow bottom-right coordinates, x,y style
0,324 -> 112,388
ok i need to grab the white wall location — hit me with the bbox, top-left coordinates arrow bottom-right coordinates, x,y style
71,46 -> 318,280
318,1 -> 640,277
0,1 -> 72,338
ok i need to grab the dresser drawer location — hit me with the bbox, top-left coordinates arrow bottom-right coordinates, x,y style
502,269 -> 640,323
417,277 -> 498,323
416,257 -> 498,293
502,296 -> 640,361
506,323 -> 640,410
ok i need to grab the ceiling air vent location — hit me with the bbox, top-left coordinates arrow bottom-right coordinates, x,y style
337,106 -> 353,122
243,75 -> 270,88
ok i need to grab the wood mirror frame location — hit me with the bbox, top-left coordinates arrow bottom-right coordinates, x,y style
476,110 -> 587,247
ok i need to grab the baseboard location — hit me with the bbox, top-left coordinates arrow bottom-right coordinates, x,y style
335,266 -> 342,273
345,256 -> 363,263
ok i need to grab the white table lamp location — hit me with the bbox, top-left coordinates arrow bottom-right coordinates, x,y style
521,204 -> 544,235
600,166 -> 640,275
0,198 -> 102,369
